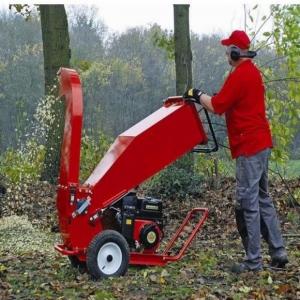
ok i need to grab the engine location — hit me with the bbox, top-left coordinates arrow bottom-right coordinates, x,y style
116,193 -> 163,250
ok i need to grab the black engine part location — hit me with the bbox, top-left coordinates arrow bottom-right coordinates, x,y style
118,193 -> 163,244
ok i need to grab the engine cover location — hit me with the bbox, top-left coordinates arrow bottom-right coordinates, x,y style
120,193 -> 163,247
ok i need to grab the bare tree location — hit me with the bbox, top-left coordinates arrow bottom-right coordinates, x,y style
173,4 -> 194,172
40,4 -> 71,183
174,4 -> 192,94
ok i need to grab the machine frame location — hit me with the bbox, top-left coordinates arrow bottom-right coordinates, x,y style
54,68 -> 217,279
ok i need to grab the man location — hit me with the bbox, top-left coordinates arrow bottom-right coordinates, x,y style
185,30 -> 288,273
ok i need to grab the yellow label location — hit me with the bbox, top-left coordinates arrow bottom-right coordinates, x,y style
188,89 -> 193,96
126,219 -> 132,225
145,205 -> 158,210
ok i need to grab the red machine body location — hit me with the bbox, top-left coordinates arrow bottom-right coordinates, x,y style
55,68 -> 210,271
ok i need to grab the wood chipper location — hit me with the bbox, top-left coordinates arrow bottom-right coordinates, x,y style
55,67 -> 218,279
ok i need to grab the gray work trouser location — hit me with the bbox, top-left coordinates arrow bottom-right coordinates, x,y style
235,148 -> 286,269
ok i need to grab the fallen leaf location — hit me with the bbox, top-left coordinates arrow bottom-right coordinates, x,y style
149,274 -> 157,283
239,286 -> 252,293
159,276 -> 166,284
276,284 -> 292,294
161,269 -> 169,277
267,275 -> 273,284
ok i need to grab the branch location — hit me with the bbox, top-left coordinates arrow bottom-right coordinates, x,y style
255,40 -> 275,52
250,12 -> 273,44
259,55 -> 286,68
269,167 -> 298,208
260,69 -> 272,81
264,77 -> 300,83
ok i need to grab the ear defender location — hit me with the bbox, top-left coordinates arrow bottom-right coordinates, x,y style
229,46 -> 257,61
229,47 -> 241,61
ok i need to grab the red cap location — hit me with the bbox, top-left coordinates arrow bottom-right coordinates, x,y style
221,30 -> 251,49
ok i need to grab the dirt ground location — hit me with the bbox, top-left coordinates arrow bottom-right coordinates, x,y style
0,178 -> 299,299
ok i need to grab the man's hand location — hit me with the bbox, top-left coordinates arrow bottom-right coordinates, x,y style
183,88 -> 205,103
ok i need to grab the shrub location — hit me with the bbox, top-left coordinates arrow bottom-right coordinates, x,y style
0,130 -> 113,185
0,139 -> 45,183
142,157 -> 204,200
79,131 -> 112,182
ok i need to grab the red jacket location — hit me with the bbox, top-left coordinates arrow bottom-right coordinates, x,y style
211,60 -> 273,159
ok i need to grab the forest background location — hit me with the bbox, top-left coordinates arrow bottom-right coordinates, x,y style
0,4 -> 299,299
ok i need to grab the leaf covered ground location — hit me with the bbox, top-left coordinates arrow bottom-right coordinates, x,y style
0,179 -> 300,299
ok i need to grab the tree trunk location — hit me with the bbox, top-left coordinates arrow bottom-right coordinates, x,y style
40,5 -> 71,183
173,4 -> 194,172
174,4 -> 193,95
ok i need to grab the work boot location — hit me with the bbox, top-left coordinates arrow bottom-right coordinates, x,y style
271,255 -> 288,268
231,262 -> 262,274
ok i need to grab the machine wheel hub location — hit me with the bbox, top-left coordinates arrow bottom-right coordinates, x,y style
97,242 -> 122,275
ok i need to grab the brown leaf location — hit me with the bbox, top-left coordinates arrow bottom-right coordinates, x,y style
276,284 -> 292,294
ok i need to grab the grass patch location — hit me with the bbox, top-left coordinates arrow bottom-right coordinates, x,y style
286,159 -> 300,178
270,159 -> 300,179
195,159 -> 300,180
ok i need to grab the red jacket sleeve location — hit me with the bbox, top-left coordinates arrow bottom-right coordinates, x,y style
211,71 -> 244,115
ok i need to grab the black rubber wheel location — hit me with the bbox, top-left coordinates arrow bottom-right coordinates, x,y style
86,230 -> 130,279
68,255 -> 87,273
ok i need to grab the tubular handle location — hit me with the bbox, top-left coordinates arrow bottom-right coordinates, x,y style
184,98 -> 219,153
193,108 -> 219,153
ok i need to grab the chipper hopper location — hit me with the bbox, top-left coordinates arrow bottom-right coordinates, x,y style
55,68 -> 218,279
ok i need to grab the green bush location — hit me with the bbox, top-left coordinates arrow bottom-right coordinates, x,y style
142,157 -> 204,200
79,131 -> 112,182
0,139 -> 45,183
0,131 -> 113,184
195,152 -> 234,178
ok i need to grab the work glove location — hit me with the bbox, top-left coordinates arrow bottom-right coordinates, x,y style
183,88 -> 205,104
